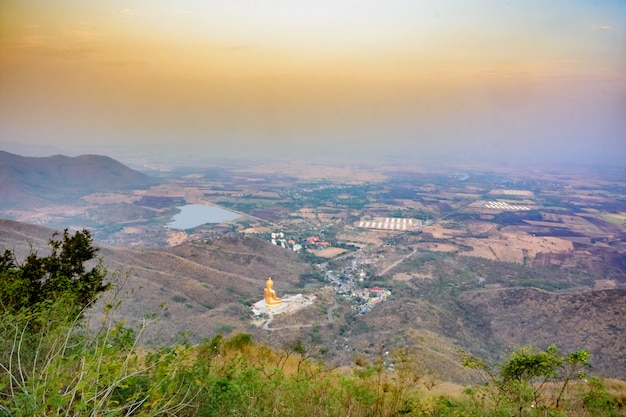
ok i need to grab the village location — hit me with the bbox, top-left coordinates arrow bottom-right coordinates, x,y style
320,258 -> 392,315
252,236 -> 392,329
266,230 -> 393,316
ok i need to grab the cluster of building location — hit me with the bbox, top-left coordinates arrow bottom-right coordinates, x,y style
325,269 -> 362,294
322,253 -> 391,314
270,232 -> 302,252
351,286 -> 392,313
270,232 -> 288,248
270,232 -> 332,253
306,236 -> 330,247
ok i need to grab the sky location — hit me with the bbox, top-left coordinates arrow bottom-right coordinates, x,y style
1,0 -> 624,166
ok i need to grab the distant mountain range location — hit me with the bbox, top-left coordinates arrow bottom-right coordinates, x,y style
0,151 -> 159,209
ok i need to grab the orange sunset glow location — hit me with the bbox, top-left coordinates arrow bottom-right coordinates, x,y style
1,0 -> 624,164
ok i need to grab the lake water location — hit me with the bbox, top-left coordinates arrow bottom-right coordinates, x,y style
166,204 -> 240,229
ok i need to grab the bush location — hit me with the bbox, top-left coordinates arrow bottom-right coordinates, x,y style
460,345 -> 601,417
0,229 -> 109,314
0,301 -> 200,416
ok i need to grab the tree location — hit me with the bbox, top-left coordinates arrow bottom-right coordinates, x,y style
460,345 -> 591,416
0,229 -> 109,313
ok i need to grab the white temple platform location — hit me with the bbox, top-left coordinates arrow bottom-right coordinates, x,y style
251,294 -> 314,317
252,299 -> 289,315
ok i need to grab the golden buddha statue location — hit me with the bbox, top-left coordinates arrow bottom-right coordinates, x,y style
264,277 -> 282,307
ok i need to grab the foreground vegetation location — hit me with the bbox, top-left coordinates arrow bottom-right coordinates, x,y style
1,231 -> 625,416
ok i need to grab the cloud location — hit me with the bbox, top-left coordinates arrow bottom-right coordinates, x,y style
590,24 -> 611,31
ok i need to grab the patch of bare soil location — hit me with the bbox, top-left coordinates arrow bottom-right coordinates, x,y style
594,279 -> 618,290
318,211 -> 347,223
421,225 -> 465,239
165,229 -> 188,246
337,228 -> 395,246
82,191 -> 143,204
393,272 -> 433,281
296,208 -> 317,219
314,247 -> 348,258
459,233 -> 574,264
466,221 -> 499,236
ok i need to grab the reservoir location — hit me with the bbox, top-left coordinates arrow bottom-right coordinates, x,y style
167,204 -> 240,229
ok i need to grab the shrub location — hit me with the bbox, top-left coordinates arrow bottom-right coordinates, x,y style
0,229 -> 109,315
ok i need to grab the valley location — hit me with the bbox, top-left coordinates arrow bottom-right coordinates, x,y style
1,156 -> 625,381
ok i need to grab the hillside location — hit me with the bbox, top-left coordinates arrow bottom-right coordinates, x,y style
0,218 -> 59,258
2,218 -> 626,381
364,250 -> 626,380
0,219 -> 315,345
0,151 -> 159,208
459,287 -> 626,377
100,237 -> 317,345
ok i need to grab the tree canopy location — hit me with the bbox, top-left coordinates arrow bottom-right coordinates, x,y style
461,345 -> 592,416
0,229 -> 109,313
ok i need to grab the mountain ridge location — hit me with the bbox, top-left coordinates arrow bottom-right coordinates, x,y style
0,151 -> 159,209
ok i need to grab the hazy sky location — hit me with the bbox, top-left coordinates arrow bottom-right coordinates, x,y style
1,0 -> 624,165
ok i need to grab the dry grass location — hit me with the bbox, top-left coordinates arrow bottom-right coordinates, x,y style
420,221 -> 575,264
458,233 -> 573,264
314,247 -> 348,258
421,225 -> 466,239
413,242 -> 459,253
459,287 -> 626,379
604,378 -> 626,404
82,191 -> 143,204
296,208 -> 318,219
